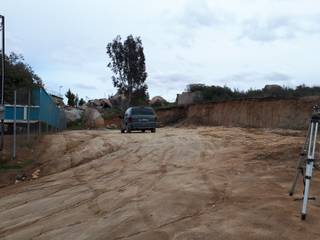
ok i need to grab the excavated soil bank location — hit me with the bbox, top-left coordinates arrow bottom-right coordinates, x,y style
156,97 -> 320,129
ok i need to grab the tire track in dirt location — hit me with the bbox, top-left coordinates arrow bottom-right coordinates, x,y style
4,133 -> 141,232
132,132 -> 220,236
134,145 -> 175,231
0,187 -> 94,238
3,128 -> 320,240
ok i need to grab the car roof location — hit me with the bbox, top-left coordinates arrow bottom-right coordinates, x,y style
128,106 -> 153,110
132,106 -> 152,109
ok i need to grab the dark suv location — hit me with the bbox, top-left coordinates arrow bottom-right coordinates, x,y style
121,107 -> 157,133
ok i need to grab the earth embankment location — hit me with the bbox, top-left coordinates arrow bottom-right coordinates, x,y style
157,97 -> 320,129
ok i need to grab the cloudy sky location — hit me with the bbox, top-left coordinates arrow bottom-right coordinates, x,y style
1,0 -> 320,101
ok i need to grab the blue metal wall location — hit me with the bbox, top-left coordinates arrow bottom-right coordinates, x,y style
4,87 -> 66,129
5,106 -> 39,121
37,87 -> 66,129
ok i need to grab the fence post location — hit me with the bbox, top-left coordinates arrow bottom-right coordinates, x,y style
13,90 -> 16,160
38,121 -> 41,136
0,16 -> 5,152
27,89 -> 30,142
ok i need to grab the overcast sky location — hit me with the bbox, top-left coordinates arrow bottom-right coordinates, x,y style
1,0 -> 320,101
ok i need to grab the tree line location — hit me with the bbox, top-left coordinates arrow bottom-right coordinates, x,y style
3,41 -> 320,109
0,52 -> 42,103
0,51 -> 88,106
186,84 -> 320,103
65,89 -> 85,107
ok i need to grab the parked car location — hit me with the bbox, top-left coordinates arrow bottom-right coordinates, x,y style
120,106 -> 157,133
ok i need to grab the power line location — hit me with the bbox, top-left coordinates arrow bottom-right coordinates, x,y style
0,15 -> 5,151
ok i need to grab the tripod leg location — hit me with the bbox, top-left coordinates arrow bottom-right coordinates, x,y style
301,121 -> 318,220
302,166 -> 313,219
289,125 -> 310,196
289,162 -> 304,196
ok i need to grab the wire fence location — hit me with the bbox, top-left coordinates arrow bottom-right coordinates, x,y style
2,87 -> 66,160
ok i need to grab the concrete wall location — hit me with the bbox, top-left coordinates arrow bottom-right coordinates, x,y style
176,91 -> 202,105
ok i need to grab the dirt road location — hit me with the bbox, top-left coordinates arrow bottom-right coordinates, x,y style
0,127 -> 320,239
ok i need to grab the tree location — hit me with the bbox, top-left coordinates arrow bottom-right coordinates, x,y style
106,35 -> 148,107
75,94 -> 79,107
79,98 -> 85,106
0,51 -> 43,103
65,89 -> 76,107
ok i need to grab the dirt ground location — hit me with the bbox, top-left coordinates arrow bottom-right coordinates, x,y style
0,127 -> 320,240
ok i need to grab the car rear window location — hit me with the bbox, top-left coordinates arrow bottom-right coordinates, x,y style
131,108 -> 154,115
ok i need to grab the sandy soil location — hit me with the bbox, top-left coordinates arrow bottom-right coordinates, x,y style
0,127 -> 320,240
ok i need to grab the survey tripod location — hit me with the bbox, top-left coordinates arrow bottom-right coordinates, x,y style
289,105 -> 320,220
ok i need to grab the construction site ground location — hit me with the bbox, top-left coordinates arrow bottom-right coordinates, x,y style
1,127 -> 320,240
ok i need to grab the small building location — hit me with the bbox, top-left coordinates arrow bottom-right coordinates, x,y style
176,91 -> 203,105
50,94 -> 64,107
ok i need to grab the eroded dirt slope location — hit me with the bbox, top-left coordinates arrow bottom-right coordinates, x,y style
156,97 -> 320,129
0,127 -> 319,240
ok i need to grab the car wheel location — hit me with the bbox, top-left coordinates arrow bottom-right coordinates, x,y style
151,128 -> 156,133
121,129 -> 125,133
142,130 -> 146,133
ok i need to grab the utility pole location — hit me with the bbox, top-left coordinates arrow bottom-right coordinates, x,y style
0,15 -> 5,151
59,85 -> 63,97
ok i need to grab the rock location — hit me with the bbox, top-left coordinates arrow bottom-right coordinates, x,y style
150,96 -> 168,107
83,107 -> 105,128
104,117 -> 121,129
15,173 -> 27,183
109,93 -> 127,108
87,98 -> 112,109
32,169 -> 40,179
64,107 -> 83,123
106,123 -> 118,129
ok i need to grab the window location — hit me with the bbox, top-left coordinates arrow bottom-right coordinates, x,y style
131,107 -> 154,115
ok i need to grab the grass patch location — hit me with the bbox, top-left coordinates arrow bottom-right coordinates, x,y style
21,159 -> 34,167
102,108 -> 122,120
0,159 -> 34,171
0,163 -> 22,170
67,118 -> 85,130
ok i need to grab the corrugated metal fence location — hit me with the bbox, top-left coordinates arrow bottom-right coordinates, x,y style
3,87 -> 66,159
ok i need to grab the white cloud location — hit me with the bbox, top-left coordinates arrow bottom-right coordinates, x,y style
240,15 -> 320,42
1,0 -> 320,101
74,83 -> 97,90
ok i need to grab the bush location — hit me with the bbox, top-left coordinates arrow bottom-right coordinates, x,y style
67,113 -> 85,130
101,108 -> 122,120
185,83 -> 320,103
